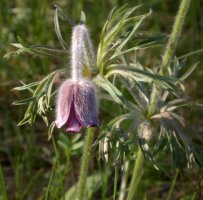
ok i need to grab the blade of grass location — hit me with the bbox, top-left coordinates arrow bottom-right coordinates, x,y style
52,137 -> 65,200
0,164 -> 8,200
44,158 -> 57,200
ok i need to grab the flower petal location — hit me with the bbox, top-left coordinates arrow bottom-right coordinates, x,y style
55,79 -> 74,128
74,80 -> 99,127
66,102 -> 82,132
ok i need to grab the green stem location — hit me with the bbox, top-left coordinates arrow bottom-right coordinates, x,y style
77,128 -> 94,200
0,164 -> 8,200
52,137 -> 65,200
45,158 -> 57,200
148,0 -> 191,116
127,147 -> 144,200
113,166 -> 119,200
118,161 -> 129,200
161,0 -> 191,75
166,169 -> 179,200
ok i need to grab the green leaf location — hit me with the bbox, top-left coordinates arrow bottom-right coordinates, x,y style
179,62 -> 199,82
110,10 -> 152,59
72,134 -> 82,143
139,138 -> 159,170
80,10 -> 86,23
12,96 -> 36,105
14,70 -> 62,126
97,5 -> 148,69
46,73 -> 57,107
13,81 -> 39,91
11,43 -> 24,48
72,141 -> 84,151
48,122 -> 56,140
121,78 -> 149,109
106,65 -> 177,91
17,114 -> 31,126
54,7 -> 69,50
110,41 -> 156,59
59,133 -> 71,146
54,4 -> 75,26
29,44 -> 68,53
94,75 -> 125,106
5,42 -> 67,62
177,48 -> 203,60
63,173 -> 102,200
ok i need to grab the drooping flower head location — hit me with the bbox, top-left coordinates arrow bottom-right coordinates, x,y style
55,24 -> 99,132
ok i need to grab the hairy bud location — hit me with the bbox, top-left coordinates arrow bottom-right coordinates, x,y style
138,121 -> 153,141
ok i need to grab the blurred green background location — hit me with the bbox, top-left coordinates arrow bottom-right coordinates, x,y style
0,0 -> 203,199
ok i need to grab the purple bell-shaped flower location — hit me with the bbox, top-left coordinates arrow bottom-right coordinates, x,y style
55,79 -> 99,132
55,24 -> 99,132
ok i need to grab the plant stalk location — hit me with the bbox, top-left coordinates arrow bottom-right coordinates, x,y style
77,128 -> 94,200
161,0 -> 191,75
166,169 -> 179,200
148,0 -> 191,116
52,137 -> 65,200
118,161 -> 129,200
126,147 -> 144,200
0,164 -> 8,200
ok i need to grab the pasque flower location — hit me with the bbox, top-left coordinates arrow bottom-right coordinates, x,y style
55,24 -> 99,132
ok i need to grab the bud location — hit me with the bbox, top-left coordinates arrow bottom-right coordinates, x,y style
138,121 -> 153,141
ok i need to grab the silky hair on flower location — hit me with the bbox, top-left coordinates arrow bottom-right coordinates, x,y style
55,24 -> 99,132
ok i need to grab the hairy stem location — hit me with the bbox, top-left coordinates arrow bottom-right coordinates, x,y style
71,25 -> 84,81
148,0 -> 191,116
161,0 -> 191,75
126,147 -> 144,200
77,128 -> 94,200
